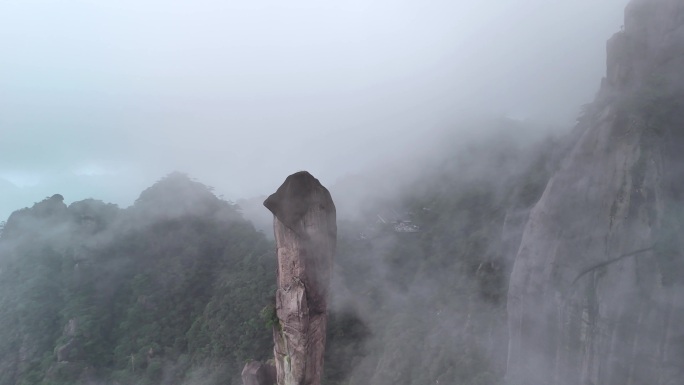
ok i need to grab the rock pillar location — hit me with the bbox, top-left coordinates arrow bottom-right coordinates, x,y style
264,171 -> 336,385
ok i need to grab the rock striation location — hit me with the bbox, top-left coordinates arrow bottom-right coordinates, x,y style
506,1 -> 684,384
264,171 -> 337,385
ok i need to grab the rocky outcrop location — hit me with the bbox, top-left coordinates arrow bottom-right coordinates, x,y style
55,319 -> 80,363
506,1 -> 684,384
264,171 -> 337,385
242,361 -> 277,385
1,194 -> 69,240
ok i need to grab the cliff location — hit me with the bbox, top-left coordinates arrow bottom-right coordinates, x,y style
264,171 -> 337,385
506,1 -> 684,384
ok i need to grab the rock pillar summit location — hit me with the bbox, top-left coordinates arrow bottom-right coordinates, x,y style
264,171 -> 337,385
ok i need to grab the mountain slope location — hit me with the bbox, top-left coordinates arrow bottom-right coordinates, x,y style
323,123 -> 568,385
507,1 -> 684,384
0,174 -> 275,385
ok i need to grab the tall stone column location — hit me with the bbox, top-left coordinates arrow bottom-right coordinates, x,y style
264,171 -> 336,385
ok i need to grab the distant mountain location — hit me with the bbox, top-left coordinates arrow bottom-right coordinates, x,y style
0,173 -> 275,385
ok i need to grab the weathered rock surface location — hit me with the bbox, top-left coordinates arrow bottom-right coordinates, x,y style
264,171 -> 336,385
55,319 -> 79,363
506,1 -> 684,384
242,361 -> 277,385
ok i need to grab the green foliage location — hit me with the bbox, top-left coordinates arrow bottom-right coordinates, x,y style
260,302 -> 279,330
0,174 -> 276,385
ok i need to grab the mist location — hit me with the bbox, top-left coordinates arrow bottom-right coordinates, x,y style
4,1 -> 679,384
1,0 -> 627,220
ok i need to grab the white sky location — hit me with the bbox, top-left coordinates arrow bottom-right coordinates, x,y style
0,0 -> 627,219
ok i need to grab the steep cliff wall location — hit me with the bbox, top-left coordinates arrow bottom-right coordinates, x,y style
264,172 -> 337,385
507,1 -> 684,384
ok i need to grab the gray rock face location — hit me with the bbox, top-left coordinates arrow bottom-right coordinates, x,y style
242,361 -> 277,385
264,171 -> 337,385
506,1 -> 684,384
55,319 -> 80,363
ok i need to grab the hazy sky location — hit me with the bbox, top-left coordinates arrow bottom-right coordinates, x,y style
0,0 -> 627,220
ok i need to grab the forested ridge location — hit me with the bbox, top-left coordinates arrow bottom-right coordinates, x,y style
0,123 -> 565,385
0,173 -> 276,384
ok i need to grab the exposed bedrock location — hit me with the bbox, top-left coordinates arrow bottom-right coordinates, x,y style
264,171 -> 337,385
506,1 -> 684,384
